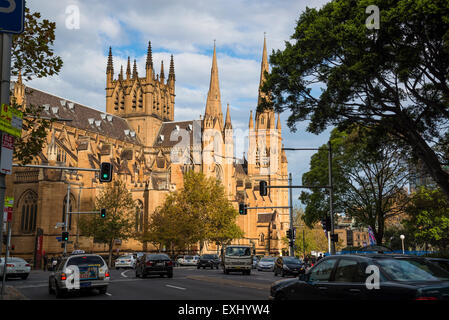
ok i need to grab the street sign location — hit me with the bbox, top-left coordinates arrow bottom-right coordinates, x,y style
0,103 -> 23,138
0,0 -> 25,34
3,196 -> 13,222
55,222 -> 65,228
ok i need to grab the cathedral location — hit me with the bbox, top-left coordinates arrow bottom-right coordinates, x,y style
5,37 -> 289,267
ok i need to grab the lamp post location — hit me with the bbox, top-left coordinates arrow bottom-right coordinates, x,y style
400,234 -> 405,254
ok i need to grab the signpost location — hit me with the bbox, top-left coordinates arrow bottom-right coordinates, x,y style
0,0 -> 25,298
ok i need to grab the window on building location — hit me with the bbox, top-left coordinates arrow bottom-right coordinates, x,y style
20,191 -> 38,233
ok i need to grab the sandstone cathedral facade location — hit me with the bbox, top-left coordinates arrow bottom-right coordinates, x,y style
5,37 -> 289,267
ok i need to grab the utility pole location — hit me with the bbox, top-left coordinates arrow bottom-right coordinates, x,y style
288,173 -> 294,256
328,141 -> 336,255
63,183 -> 71,256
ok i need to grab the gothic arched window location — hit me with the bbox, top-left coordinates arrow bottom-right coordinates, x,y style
20,191 -> 38,233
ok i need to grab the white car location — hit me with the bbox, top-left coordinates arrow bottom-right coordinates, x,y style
0,257 -> 31,280
257,256 -> 276,272
181,255 -> 198,266
115,254 -> 136,269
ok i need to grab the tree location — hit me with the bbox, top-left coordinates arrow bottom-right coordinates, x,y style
78,180 -> 135,267
10,7 -> 63,164
404,187 -> 449,252
291,209 -> 328,257
300,126 -> 409,245
146,171 -> 243,254
262,0 -> 449,198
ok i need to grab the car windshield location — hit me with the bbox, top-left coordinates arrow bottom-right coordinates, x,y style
225,247 -> 251,256
67,256 -> 105,267
283,257 -> 301,264
185,256 -> 193,259
261,257 -> 276,262
119,255 -> 133,259
201,255 -> 215,259
147,254 -> 170,260
376,258 -> 449,282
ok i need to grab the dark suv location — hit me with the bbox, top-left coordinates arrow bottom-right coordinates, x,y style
274,256 -> 305,277
135,253 -> 173,278
198,254 -> 220,269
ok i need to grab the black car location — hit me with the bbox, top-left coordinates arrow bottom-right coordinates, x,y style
135,253 -> 173,278
426,258 -> 449,273
274,256 -> 305,277
197,254 -> 220,269
270,254 -> 449,300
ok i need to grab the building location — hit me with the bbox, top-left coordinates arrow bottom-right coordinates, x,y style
333,215 -> 370,249
4,37 -> 289,266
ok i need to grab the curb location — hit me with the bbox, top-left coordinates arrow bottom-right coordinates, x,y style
1,286 -> 29,300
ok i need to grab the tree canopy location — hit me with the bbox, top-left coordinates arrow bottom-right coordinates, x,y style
263,0 -> 449,198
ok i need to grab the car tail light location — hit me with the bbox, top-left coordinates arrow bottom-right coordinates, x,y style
6,264 -> 14,268
415,297 -> 438,300
166,261 -> 173,266
105,272 -> 110,278
25,264 -> 30,267
61,273 -> 67,281
146,261 -> 153,266
127,260 -> 131,262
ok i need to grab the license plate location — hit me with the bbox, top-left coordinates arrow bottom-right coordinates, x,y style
155,263 -> 163,266
16,270 -> 24,272
80,282 -> 91,287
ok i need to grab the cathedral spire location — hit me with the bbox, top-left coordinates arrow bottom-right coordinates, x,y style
146,41 -> 153,69
276,113 -> 281,131
249,110 -> 254,129
17,69 -> 22,85
119,65 -> 124,81
204,41 -> 223,128
126,57 -> 131,79
257,34 -> 271,108
168,54 -> 175,81
106,47 -> 114,75
160,60 -> 165,82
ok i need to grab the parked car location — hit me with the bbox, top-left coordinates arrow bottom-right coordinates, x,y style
0,257 -> 31,280
257,256 -> 276,272
274,256 -> 305,277
115,254 -> 137,269
426,258 -> 449,273
270,254 -> 449,300
176,255 -> 186,266
135,253 -> 173,278
48,254 -> 110,298
198,254 -> 220,269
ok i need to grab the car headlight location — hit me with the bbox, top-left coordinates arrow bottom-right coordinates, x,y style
283,265 -> 289,270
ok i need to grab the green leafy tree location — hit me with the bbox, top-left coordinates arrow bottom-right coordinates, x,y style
10,7 -> 63,164
300,126 -> 409,244
291,209 -> 329,257
262,0 -> 449,198
79,180 -> 135,267
404,187 -> 449,252
146,171 -> 243,254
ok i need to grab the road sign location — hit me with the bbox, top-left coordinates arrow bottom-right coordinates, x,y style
0,103 -> 23,138
0,0 -> 25,34
3,196 -> 12,222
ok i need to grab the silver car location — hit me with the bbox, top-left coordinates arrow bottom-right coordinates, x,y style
257,256 -> 276,272
0,257 -> 31,280
48,254 -> 110,298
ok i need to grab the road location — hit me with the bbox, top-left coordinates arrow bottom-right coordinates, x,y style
4,266 -> 284,300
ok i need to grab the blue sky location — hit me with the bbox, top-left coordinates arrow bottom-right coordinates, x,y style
25,0 -> 332,207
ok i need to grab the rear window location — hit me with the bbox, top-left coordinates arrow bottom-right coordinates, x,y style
377,258 -> 449,282
185,255 -> 193,259
283,257 -> 301,264
67,256 -> 105,267
201,255 -> 216,259
119,255 -> 133,259
261,257 -> 276,262
147,254 -> 170,261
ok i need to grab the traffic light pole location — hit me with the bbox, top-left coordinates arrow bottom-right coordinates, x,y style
63,183 -> 71,256
289,173 -> 294,256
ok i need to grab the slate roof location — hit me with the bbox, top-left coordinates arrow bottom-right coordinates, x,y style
22,86 -> 142,145
153,120 -> 202,148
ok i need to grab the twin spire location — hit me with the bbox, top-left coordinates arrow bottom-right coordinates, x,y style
204,41 -> 224,128
106,41 -> 175,83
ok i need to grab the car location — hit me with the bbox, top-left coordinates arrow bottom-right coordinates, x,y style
197,254 -> 220,269
269,254 -> 449,300
181,255 -> 197,266
0,257 -> 31,280
274,256 -> 305,277
135,253 -> 173,278
176,255 -> 186,266
257,256 -> 276,272
426,258 -> 449,273
48,254 -> 110,298
115,254 -> 137,269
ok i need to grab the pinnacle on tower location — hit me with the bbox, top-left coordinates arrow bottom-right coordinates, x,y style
257,35 -> 271,108
169,54 -> 175,81
249,110 -> 254,129
146,41 -> 153,70
107,47 -> 114,74
204,41 -> 223,128
119,65 -> 124,81
133,59 -> 138,78
17,69 -> 22,84
160,60 -> 165,81
126,57 -> 131,79
276,113 -> 281,131
225,103 -> 232,129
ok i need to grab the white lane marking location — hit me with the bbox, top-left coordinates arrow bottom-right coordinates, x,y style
121,270 -> 131,278
165,284 -> 186,291
105,292 -> 112,296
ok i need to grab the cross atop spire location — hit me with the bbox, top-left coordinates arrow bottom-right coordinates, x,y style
204,41 -> 223,128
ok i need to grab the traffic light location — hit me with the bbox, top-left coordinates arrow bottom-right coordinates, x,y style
99,162 -> 113,182
100,208 -> 106,218
62,232 -> 69,242
259,181 -> 268,196
321,216 -> 332,232
286,229 -> 292,239
239,203 -> 247,215
331,233 -> 339,242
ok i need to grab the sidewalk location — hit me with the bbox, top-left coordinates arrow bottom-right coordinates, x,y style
0,286 -> 29,300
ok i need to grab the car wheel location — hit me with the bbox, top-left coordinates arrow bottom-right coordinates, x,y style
98,286 -> 108,295
55,284 -> 66,299
197,265 -> 200,269
48,280 -> 55,295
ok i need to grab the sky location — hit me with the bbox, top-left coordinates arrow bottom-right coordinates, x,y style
23,0 -> 332,207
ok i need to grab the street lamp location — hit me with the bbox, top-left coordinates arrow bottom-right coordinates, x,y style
400,234 -> 405,254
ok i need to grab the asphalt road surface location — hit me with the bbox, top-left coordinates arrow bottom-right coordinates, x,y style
4,266 -> 285,300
